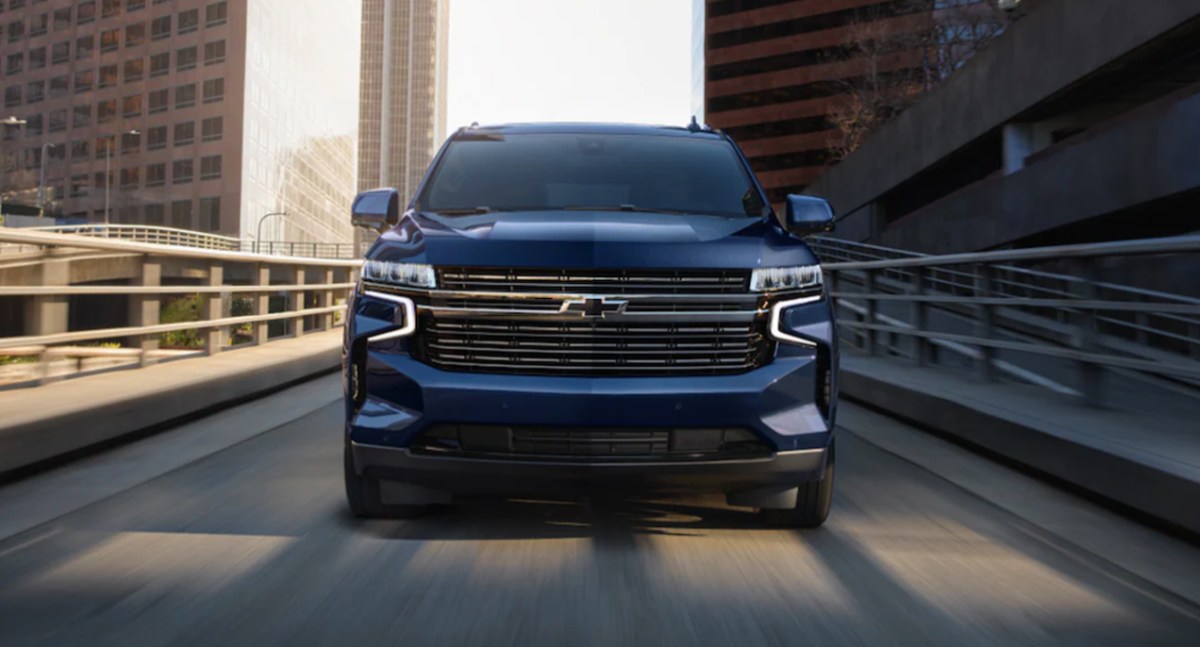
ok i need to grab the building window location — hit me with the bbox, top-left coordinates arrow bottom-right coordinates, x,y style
28,48 -> 46,71
199,196 -> 220,231
124,58 -> 144,82
101,0 -> 121,19
30,13 -> 48,37
73,104 -> 91,128
122,94 -> 141,117
200,154 -> 221,180
151,15 -> 170,39
176,46 -> 196,71
54,8 -> 72,31
202,77 -> 224,103
100,29 -> 120,52
5,53 -> 23,75
120,167 -> 139,189
52,41 -> 70,64
125,23 -> 145,48
99,64 -> 118,88
178,9 -> 198,34
145,162 -> 165,187
76,35 -> 94,60
174,83 -> 195,109
203,40 -> 225,65
128,0 -> 146,11
150,51 -> 169,77
95,136 -> 114,160
170,200 -> 191,228
173,121 -> 194,146
173,159 -> 194,184
74,70 -> 94,93
3,86 -> 20,108
144,203 -> 164,225
7,20 -> 25,43
146,125 -> 167,150
201,116 -> 222,142
50,75 -> 69,98
71,174 -> 90,198
97,99 -> 116,124
78,1 -> 96,24
148,88 -> 167,113
24,114 -> 42,136
205,2 -> 227,27
26,80 -> 44,103
71,140 -> 91,159
49,109 -> 67,132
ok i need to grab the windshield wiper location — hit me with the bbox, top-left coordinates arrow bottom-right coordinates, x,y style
561,205 -> 692,215
428,207 -> 492,215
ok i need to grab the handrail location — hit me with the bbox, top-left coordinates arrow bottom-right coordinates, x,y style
811,235 -> 1200,407
11,224 -> 360,259
0,229 -> 362,266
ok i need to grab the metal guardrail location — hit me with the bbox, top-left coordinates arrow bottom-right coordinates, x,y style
810,236 -> 1200,406
12,224 -> 360,259
0,228 -> 360,388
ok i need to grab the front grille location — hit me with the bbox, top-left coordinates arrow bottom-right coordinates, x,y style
438,267 -> 751,294
417,318 -> 772,376
413,425 -> 771,461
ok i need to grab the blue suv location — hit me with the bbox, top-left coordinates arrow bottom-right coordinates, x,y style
343,123 -> 839,528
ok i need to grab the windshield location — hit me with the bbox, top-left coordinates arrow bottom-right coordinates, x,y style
418,132 -> 766,218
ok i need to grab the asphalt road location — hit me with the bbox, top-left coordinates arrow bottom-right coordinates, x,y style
2,400 -> 1199,646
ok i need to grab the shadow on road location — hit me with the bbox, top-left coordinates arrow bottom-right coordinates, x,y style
339,494 -> 783,541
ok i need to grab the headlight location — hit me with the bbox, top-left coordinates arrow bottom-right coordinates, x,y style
750,265 -> 822,292
362,260 -> 437,289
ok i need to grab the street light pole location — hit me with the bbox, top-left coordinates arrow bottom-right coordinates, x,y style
103,129 -> 139,226
0,116 -> 29,222
255,211 -> 288,254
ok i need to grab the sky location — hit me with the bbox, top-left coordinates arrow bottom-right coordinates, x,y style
445,0 -> 694,140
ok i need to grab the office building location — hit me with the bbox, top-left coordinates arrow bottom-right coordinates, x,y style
357,0 -> 450,203
1,0 -> 362,246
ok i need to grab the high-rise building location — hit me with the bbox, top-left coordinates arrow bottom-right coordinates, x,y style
357,0 -> 450,203
700,1 -> 1002,206
0,0 -> 363,246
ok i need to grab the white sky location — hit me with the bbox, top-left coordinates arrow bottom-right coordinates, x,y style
445,0 -> 693,141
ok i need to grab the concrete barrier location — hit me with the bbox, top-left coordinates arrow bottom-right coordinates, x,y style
0,330 -> 342,479
839,353 -> 1200,537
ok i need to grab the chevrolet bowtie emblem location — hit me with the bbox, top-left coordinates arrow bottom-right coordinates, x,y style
560,297 -> 628,318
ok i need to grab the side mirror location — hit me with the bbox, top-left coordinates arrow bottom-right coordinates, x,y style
785,195 -> 835,236
352,188 -> 401,232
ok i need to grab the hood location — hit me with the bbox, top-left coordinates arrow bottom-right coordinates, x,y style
370,210 -> 818,270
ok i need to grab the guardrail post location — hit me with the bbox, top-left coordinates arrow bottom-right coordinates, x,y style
319,268 -> 335,331
29,258 -> 71,384
254,263 -> 270,344
864,269 -> 879,355
912,267 -> 932,366
130,256 -> 161,367
975,264 -> 997,381
292,266 -> 306,338
205,262 -> 225,355
1071,259 -> 1104,407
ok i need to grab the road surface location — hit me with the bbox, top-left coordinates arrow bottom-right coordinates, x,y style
1,395 -> 1199,646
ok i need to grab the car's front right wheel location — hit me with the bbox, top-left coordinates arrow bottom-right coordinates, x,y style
762,440 -> 835,529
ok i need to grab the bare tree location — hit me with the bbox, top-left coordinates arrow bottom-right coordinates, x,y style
826,0 -> 1013,159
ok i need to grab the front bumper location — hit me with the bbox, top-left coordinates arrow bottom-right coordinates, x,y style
351,440 -> 828,500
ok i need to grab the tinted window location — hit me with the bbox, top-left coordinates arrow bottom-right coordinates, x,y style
419,133 -> 764,218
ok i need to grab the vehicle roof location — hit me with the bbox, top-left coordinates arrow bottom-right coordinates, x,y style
458,122 -> 725,139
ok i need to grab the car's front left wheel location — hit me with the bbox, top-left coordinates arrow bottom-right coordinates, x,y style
344,440 -> 428,519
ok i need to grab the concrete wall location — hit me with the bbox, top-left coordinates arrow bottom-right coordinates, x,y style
805,0 -> 1200,235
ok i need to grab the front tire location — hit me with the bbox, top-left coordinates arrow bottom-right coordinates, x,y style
762,440 -> 835,529
344,440 -> 428,519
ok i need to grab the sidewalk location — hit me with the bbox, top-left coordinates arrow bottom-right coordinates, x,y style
0,330 -> 342,478
839,348 -> 1200,535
